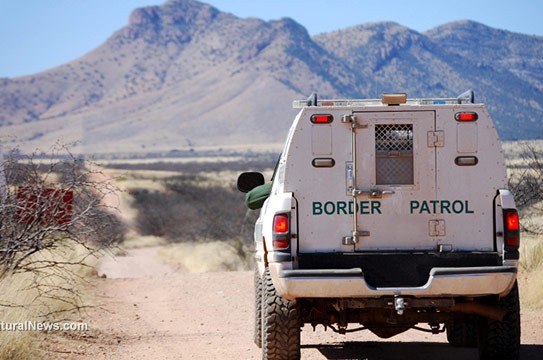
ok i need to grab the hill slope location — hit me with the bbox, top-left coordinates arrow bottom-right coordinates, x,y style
1,0 -> 542,154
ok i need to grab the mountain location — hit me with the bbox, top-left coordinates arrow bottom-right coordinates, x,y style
314,21 -> 543,138
1,0 -> 542,155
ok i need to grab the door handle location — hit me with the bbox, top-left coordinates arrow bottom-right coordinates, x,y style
351,189 -> 395,198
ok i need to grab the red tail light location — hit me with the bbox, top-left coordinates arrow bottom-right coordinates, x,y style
455,112 -> 478,121
274,214 -> 289,233
273,213 -> 290,250
503,209 -> 520,260
310,114 -> 333,124
505,210 -> 519,232
504,209 -> 520,247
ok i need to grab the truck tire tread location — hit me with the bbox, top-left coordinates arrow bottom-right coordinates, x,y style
262,268 -> 300,360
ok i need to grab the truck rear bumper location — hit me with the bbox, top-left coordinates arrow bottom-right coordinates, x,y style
270,263 -> 517,300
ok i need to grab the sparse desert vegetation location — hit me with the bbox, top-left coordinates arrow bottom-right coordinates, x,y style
101,152 -> 278,272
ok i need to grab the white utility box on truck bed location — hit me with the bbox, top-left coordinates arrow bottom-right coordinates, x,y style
238,91 -> 520,360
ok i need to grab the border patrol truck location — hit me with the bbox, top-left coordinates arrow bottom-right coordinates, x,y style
238,91 -> 520,360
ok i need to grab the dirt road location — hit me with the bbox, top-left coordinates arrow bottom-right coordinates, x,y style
50,247 -> 543,359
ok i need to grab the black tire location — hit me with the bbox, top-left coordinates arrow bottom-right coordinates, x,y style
262,268 -> 300,360
446,315 -> 479,348
254,265 -> 263,348
478,282 -> 521,360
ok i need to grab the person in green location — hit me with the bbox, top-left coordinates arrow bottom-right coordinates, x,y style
244,182 -> 272,210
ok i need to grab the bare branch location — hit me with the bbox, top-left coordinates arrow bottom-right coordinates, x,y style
508,143 -> 543,235
0,144 -> 125,318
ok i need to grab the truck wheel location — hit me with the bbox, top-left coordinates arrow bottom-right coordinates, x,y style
478,282 -> 521,360
446,315 -> 478,347
262,268 -> 300,360
254,265 -> 263,348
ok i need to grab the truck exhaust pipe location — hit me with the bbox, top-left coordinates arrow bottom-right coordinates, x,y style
447,302 -> 507,321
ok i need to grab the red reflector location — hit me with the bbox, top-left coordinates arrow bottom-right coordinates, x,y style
455,112 -> 478,121
311,114 -> 333,124
273,239 -> 290,249
506,236 -> 520,247
505,210 -> 519,232
273,214 -> 289,233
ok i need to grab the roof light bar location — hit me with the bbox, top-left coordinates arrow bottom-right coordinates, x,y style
292,91 -> 477,108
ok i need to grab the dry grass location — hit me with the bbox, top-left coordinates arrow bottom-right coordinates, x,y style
520,233 -> 543,273
502,139 -> 543,163
519,233 -> 543,310
158,240 -> 252,273
122,235 -> 168,250
518,179 -> 542,311
0,243 -> 98,360
0,296 -> 41,359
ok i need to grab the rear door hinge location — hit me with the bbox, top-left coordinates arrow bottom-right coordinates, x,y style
427,131 -> 445,147
429,219 -> 446,236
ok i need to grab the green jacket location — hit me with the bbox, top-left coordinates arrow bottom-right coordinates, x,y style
245,182 -> 272,210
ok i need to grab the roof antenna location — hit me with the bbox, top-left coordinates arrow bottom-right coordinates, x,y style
457,89 -> 475,104
307,92 -> 318,106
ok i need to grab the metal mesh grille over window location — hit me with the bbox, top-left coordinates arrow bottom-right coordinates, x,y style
375,124 -> 414,185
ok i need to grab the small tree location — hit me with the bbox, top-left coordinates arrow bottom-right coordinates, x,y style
0,145 -> 124,314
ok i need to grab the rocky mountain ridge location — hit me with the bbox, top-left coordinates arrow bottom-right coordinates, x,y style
1,0 -> 542,154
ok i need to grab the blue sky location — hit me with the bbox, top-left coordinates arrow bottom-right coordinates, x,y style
1,0 -> 542,78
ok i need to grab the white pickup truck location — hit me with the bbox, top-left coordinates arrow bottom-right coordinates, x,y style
238,91 -> 520,360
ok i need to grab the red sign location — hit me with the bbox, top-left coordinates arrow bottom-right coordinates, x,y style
16,187 -> 73,225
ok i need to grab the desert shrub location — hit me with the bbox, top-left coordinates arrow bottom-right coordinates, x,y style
508,145 -> 543,205
508,144 -> 543,234
130,174 -> 254,243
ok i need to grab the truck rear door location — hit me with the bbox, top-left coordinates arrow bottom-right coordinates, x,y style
349,110 -> 437,251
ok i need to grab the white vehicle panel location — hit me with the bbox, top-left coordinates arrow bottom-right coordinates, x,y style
435,106 -> 507,251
